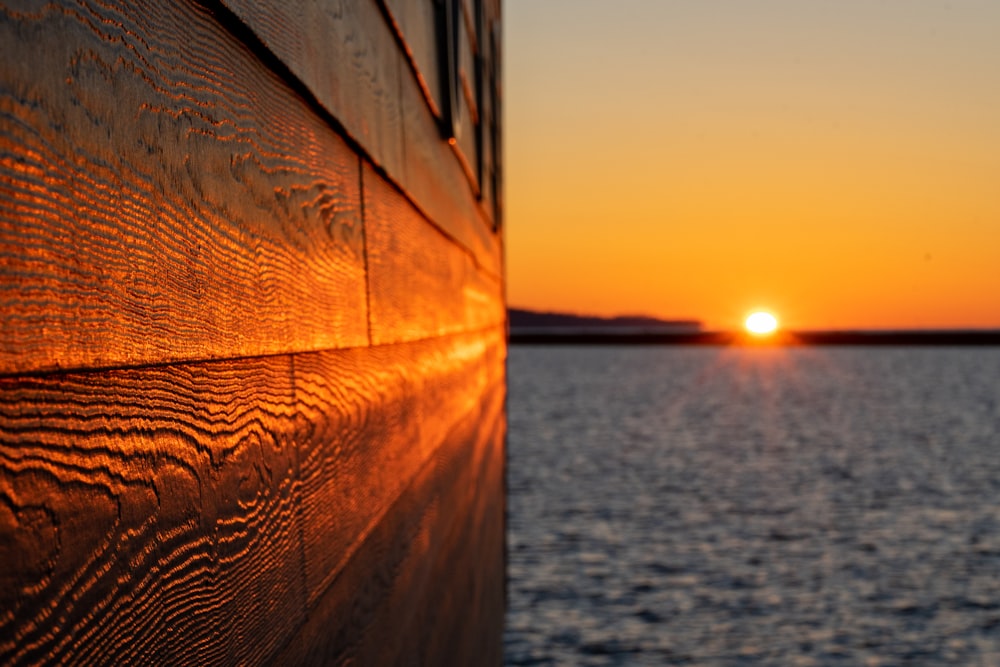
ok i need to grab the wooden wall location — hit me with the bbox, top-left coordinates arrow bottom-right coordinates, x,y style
0,0 -> 504,664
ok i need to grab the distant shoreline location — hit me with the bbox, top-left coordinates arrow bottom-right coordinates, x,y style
508,330 -> 1000,346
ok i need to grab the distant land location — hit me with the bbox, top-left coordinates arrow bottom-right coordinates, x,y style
508,308 -> 1000,346
508,308 -> 702,333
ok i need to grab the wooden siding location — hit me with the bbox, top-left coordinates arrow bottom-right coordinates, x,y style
217,0 -> 406,178
364,161 -> 504,344
222,0 -> 504,279
0,0 -> 504,664
0,0 -> 369,374
0,356 -> 306,665
282,337 -> 506,665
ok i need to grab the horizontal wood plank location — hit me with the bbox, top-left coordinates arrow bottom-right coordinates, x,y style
277,370 -> 506,665
293,327 -> 505,603
363,162 -> 503,345
2,0 -> 507,662
0,329 -> 506,664
218,0 -> 405,178
217,0 -> 502,276
0,356 -> 305,665
0,0 -> 368,375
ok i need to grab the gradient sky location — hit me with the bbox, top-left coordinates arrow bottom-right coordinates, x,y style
504,0 -> 1000,330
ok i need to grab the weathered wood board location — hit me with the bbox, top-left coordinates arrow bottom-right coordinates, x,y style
364,162 -> 504,344
219,0 -> 504,280
217,0 -> 406,178
0,0 -> 505,664
0,356 -> 306,664
279,372 -> 506,666
292,330 -> 505,604
0,0 -> 369,374
0,329 -> 505,664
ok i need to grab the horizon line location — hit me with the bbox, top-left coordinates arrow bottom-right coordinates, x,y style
508,329 -> 1000,346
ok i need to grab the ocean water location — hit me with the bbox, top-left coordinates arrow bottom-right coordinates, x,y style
504,345 -> 1000,666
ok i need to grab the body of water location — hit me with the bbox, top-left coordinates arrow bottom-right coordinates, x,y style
504,345 -> 1000,666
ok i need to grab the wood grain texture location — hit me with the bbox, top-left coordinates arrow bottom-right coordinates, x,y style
277,368 -> 506,666
218,0 -> 405,178
0,0 -> 368,375
0,356 -> 305,665
363,162 -> 503,345
292,328 -> 504,604
0,328 -> 507,665
2,0 -> 506,662
216,0 -> 503,277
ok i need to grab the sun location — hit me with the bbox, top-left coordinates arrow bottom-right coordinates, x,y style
745,311 -> 779,336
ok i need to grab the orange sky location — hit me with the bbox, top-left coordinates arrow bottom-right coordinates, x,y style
503,0 -> 1000,330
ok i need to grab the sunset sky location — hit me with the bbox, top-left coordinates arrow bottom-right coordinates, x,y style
503,0 -> 1000,331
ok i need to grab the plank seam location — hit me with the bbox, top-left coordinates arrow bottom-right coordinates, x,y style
398,48 -> 408,198
288,352 -> 312,645
0,325 -> 507,381
196,0 -> 499,278
359,155 -> 374,347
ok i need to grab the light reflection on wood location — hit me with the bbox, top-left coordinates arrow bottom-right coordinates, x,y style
0,0 -> 505,663
0,329 -> 505,664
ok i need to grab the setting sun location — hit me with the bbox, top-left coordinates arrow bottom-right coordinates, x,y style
745,311 -> 779,335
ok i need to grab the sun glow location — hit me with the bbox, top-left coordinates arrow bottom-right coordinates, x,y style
745,311 -> 779,335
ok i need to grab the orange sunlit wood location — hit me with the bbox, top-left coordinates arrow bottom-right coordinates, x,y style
0,0 -> 505,663
0,0 -> 368,374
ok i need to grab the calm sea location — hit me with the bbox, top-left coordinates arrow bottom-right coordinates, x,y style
504,345 -> 1000,666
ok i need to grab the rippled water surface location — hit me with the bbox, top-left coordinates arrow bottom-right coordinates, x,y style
504,346 -> 1000,666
